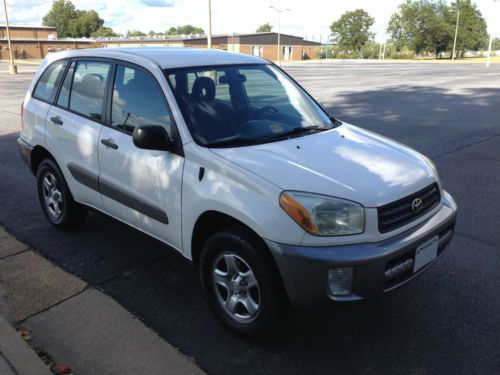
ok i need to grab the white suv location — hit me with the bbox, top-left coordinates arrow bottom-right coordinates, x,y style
18,48 -> 457,336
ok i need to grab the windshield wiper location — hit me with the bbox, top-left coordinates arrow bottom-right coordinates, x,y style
269,125 -> 331,139
205,135 -> 272,148
205,125 -> 334,148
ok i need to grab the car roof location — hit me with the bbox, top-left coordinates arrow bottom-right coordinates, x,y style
58,47 -> 268,69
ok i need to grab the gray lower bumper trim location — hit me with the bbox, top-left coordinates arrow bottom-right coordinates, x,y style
17,137 -> 33,171
265,198 -> 457,308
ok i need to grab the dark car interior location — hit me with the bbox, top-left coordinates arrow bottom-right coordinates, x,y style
167,66 -> 305,145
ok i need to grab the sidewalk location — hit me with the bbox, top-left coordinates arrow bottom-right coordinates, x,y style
0,226 -> 204,375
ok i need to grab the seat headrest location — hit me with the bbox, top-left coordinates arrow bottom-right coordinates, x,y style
191,77 -> 215,101
76,74 -> 104,97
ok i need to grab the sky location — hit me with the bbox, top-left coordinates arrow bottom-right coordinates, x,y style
2,0 -> 500,41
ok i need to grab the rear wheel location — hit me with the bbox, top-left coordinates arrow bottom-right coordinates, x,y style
200,226 -> 288,337
36,159 -> 87,229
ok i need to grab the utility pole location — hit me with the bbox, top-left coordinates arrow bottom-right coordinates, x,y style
319,34 -> 322,63
382,42 -> 386,60
2,0 -> 17,74
325,34 -> 329,61
269,6 -> 289,65
486,0 -> 498,67
452,9 -> 460,60
486,34 -> 494,67
207,0 -> 212,49
378,42 -> 382,60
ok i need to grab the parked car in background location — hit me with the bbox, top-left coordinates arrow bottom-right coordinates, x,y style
18,47 -> 457,336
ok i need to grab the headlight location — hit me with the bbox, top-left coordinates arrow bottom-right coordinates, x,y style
279,191 -> 365,236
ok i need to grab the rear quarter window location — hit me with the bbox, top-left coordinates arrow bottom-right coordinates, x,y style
33,59 -> 68,103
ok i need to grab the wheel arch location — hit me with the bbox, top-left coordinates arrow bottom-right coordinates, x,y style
30,145 -> 56,175
191,210 -> 270,265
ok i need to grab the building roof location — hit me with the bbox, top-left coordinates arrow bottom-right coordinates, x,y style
1,38 -> 92,43
56,47 -> 268,69
96,32 -> 320,46
0,25 -> 57,30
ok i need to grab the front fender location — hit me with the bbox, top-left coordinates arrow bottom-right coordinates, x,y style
181,144 -> 305,259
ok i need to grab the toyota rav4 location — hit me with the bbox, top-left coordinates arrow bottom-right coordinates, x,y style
18,48 -> 457,336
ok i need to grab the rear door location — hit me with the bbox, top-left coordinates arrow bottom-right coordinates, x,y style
97,62 -> 184,250
46,59 -> 112,209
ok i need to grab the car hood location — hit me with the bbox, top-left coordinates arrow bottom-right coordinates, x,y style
210,124 -> 437,207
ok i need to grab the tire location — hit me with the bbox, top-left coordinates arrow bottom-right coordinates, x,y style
199,226 -> 289,337
36,159 -> 87,229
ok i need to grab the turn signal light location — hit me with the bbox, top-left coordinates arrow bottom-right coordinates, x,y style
279,192 -> 318,234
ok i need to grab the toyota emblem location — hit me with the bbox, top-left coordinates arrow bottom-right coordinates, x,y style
411,197 -> 423,213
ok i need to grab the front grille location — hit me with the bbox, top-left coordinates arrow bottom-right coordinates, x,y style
378,183 -> 440,233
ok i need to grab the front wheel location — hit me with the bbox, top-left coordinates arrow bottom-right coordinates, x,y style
36,159 -> 87,229
200,227 -> 288,337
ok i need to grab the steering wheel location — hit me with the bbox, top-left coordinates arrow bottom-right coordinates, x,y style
237,119 -> 276,137
252,105 -> 279,121
258,105 -> 278,114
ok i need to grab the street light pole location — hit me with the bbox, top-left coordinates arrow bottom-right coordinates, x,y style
207,0 -> 212,49
452,9 -> 460,60
2,0 -> 17,74
486,0 -> 498,67
486,34 -> 494,67
269,6 -> 289,65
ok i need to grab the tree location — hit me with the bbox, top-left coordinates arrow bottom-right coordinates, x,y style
91,26 -> 119,38
166,25 -> 204,35
451,0 -> 488,56
43,0 -> 106,38
126,29 -> 147,37
256,23 -> 273,32
42,0 -> 77,38
387,0 -> 488,58
388,0 -> 454,58
330,9 -> 375,53
67,10 -> 104,38
493,37 -> 500,50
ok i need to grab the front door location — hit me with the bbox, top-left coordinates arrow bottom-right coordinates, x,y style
98,63 -> 184,250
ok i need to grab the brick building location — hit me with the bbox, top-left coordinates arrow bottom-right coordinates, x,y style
1,26 -> 320,61
97,32 -> 321,61
0,25 -> 94,60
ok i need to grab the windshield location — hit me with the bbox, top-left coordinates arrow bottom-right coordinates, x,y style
165,64 -> 334,147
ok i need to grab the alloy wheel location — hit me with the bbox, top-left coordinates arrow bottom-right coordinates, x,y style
212,252 -> 261,323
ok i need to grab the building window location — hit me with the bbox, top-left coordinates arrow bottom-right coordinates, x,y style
252,46 -> 263,57
283,46 -> 292,60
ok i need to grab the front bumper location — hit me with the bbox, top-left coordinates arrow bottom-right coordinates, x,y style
265,191 -> 457,308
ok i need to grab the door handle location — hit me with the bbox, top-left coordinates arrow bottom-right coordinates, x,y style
101,138 -> 118,150
50,116 -> 63,125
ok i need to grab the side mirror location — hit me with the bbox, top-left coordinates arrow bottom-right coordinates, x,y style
133,125 -> 173,151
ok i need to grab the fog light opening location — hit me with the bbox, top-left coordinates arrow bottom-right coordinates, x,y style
328,267 -> 353,297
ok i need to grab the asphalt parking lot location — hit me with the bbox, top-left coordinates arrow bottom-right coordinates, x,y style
1,60 -> 499,374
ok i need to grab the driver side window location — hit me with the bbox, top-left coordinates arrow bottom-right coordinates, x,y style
111,65 -> 174,136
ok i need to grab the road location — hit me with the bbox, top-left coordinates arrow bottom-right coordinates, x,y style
1,61 -> 499,374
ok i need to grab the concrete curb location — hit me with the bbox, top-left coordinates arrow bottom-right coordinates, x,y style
0,313 -> 52,375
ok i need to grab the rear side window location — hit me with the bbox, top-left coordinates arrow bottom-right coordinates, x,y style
69,61 -> 111,122
111,64 -> 173,135
33,60 -> 67,103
